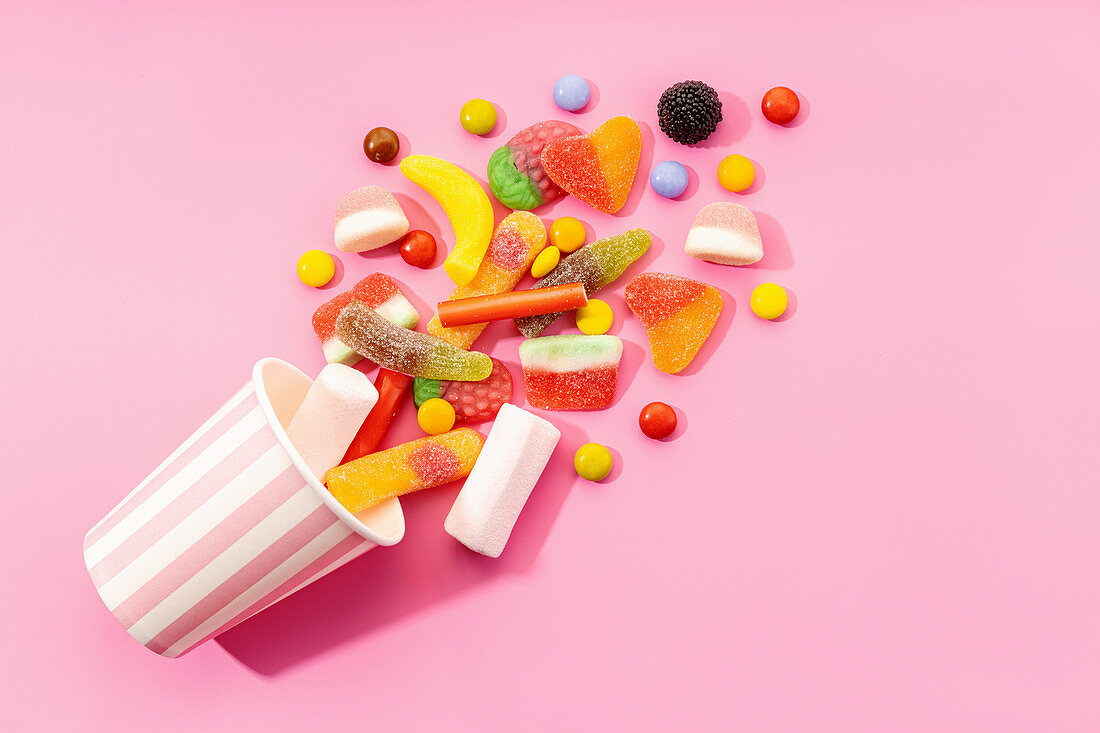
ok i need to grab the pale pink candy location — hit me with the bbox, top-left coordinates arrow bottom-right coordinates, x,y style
333,185 -> 410,253
684,202 -> 764,266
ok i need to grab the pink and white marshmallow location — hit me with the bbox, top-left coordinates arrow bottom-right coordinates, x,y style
333,185 -> 410,253
684,202 -> 764,266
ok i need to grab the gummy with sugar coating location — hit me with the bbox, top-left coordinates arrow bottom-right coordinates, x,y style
333,185 -> 409,253
541,116 -> 642,214
335,300 -> 492,381
427,212 -> 546,349
326,429 -> 484,513
519,334 -> 623,410
400,154 -> 494,286
487,120 -> 583,210
684,201 -> 764,266
514,228 -> 650,338
625,272 -> 723,374
312,273 -> 420,365
412,357 -> 514,423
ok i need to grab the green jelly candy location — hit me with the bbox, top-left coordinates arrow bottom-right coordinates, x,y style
413,377 -> 442,408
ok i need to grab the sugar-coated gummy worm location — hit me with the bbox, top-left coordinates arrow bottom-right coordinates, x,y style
335,301 -> 493,381
437,282 -> 587,327
514,228 -> 651,338
325,429 -> 485,514
399,154 -> 494,286
427,212 -> 547,350
340,369 -> 414,464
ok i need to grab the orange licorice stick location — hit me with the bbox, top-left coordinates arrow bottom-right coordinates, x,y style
340,368 -> 413,464
436,282 -> 587,327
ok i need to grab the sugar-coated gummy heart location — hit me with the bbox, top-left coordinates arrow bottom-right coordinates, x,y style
311,274 -> 420,364
413,358 -> 513,423
335,300 -> 492,381
684,202 -> 764,266
487,121 -> 583,210
625,272 -> 723,374
514,228 -> 650,338
428,212 -> 546,349
333,185 -> 410,253
541,116 -> 642,214
519,334 -> 623,411
399,154 -> 494,286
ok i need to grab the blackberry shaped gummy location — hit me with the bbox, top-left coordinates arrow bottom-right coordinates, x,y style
657,81 -> 723,145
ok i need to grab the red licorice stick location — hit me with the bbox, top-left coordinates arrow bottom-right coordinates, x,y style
436,282 -> 588,327
340,368 -> 413,465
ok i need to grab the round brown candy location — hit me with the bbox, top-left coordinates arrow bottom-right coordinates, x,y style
363,127 -> 400,163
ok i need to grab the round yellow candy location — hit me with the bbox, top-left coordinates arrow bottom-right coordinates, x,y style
549,216 -> 586,253
417,398 -> 456,435
575,298 -> 613,335
717,154 -> 756,193
459,98 -> 497,136
750,282 -> 788,320
530,246 -> 561,278
296,249 -> 335,288
574,442 -> 613,481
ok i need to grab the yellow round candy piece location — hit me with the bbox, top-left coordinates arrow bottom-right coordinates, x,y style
750,282 -> 788,320
417,398 -> 456,435
530,246 -> 561,278
574,442 -> 613,481
459,98 -> 497,136
296,249 -> 335,288
717,154 -> 756,193
549,216 -> 586,253
575,298 -> 613,335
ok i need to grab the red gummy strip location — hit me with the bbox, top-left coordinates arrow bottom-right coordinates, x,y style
440,358 -> 513,423
339,369 -> 413,464
407,443 -> 461,487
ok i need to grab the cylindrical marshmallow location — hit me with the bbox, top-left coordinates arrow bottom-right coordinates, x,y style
444,403 -> 560,557
285,363 -> 378,480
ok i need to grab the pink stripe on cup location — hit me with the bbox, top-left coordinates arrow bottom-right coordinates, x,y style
174,531 -> 368,656
106,464 -> 305,628
83,391 -> 257,550
144,505 -> 339,656
88,426 -> 275,588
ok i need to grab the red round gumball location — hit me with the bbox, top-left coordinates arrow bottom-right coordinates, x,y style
639,401 -> 677,440
399,230 -> 437,268
761,86 -> 800,125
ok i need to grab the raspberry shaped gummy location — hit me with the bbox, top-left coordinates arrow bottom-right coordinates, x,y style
656,80 -> 723,145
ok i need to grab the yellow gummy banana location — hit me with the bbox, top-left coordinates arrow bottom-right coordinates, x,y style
400,154 -> 494,286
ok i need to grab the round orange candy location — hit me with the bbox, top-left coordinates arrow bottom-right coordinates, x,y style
761,87 -> 800,125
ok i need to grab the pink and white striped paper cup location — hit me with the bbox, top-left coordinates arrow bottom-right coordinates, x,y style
83,357 -> 404,658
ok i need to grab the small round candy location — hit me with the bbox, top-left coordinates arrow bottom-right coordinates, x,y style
649,161 -> 689,198
552,74 -> 591,112
574,442 -> 613,481
761,87 -> 800,125
549,216 -> 586,253
459,98 -> 497,136
575,298 -> 613,335
717,154 -> 755,193
530,246 -> 561,278
400,230 -> 437,269
417,398 -> 456,435
750,282 -> 788,320
363,127 -> 400,163
639,402 -> 677,440
296,249 -> 335,287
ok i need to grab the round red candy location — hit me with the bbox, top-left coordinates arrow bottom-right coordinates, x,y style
761,87 -> 800,125
400,230 -> 436,268
639,402 -> 677,440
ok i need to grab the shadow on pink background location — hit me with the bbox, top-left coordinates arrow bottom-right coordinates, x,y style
3,1 -> 1100,731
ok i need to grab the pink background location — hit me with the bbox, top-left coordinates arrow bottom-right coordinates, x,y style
3,1 -> 1099,730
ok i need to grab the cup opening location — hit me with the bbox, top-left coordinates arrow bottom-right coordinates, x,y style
252,358 -> 405,546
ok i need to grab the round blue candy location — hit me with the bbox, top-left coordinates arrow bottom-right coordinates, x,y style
553,75 -> 591,112
649,161 -> 689,198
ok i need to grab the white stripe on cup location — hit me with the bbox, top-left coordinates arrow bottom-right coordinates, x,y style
163,520 -> 354,657
97,444 -> 290,610
85,385 -> 255,539
84,406 -> 267,568
128,486 -> 323,646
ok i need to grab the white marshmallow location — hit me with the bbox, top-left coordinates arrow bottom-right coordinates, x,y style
444,404 -> 560,557
285,364 -> 378,481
